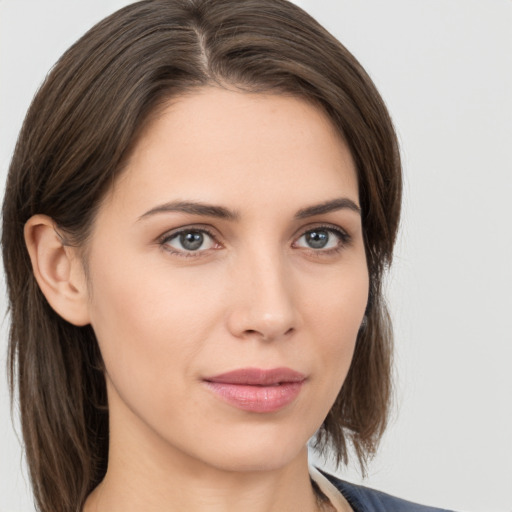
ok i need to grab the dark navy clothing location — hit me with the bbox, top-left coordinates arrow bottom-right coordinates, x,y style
322,471 -> 456,512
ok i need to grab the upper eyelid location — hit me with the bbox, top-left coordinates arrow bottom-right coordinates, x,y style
293,222 -> 350,240
158,224 -> 219,242
158,222 -> 348,237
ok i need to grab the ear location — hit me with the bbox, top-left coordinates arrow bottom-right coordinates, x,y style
24,214 -> 91,326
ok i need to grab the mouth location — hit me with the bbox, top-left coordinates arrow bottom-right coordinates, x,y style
203,367 -> 306,413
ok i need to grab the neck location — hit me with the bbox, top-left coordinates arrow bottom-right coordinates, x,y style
85,447 -> 319,512
84,395 -> 321,512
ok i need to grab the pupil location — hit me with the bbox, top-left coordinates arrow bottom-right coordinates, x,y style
180,231 -> 203,250
306,230 -> 328,249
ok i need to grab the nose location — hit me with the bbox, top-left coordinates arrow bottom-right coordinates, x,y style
225,250 -> 298,342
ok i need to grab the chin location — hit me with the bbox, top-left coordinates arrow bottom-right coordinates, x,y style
185,424 -> 312,474
207,447 -> 306,474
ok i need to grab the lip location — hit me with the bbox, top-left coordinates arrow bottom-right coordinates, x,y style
203,367 -> 306,413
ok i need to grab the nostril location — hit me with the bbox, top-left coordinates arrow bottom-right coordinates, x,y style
242,327 -> 294,341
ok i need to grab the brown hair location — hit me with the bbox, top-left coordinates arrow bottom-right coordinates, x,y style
2,1 -> 401,511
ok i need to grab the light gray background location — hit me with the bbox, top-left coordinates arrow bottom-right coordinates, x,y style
1,1 -> 511,511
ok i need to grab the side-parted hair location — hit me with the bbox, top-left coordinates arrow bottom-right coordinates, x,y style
2,1 -> 401,511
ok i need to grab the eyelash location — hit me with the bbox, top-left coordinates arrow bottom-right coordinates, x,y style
158,225 -> 219,258
293,224 -> 351,257
158,224 -> 351,258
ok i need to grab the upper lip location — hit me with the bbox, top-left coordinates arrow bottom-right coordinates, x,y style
204,367 -> 306,386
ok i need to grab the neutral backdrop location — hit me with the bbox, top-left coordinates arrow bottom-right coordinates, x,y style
1,1 -> 511,511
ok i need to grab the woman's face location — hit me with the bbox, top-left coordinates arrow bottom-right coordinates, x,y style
84,87 -> 368,473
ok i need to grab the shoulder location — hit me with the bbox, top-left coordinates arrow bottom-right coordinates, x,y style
320,470 -> 457,512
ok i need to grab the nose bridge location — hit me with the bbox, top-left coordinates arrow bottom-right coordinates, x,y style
227,241 -> 297,341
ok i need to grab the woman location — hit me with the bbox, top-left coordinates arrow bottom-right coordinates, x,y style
2,1 -> 453,511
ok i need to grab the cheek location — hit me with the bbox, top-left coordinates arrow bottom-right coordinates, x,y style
86,255 -> 214,396
87,233 -> 367,382
305,260 -> 368,378
302,258 -> 368,336
86,250 -> 244,417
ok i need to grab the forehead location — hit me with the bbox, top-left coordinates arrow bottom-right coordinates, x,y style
104,87 -> 358,218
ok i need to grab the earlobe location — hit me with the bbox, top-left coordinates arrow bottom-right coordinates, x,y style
24,214 -> 91,326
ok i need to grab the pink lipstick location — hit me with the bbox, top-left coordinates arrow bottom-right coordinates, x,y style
204,367 -> 305,413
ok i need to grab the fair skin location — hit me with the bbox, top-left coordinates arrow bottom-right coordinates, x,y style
25,87 -> 367,511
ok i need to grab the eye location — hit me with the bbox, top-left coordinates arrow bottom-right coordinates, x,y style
161,228 -> 218,255
294,226 -> 349,251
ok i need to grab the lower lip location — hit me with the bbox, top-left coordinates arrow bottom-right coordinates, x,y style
204,381 -> 304,413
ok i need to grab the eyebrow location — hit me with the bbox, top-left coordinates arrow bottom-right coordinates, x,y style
294,198 -> 361,219
138,200 -> 239,221
137,197 -> 360,222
